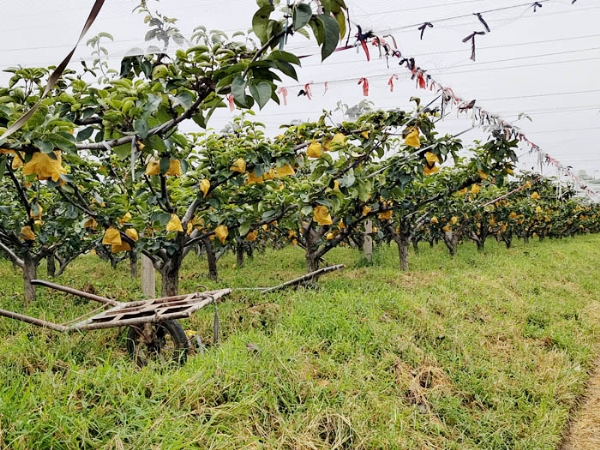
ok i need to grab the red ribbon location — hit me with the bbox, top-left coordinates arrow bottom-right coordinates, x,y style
358,78 -> 369,96
277,87 -> 288,106
304,83 -> 312,100
416,71 -> 426,89
228,94 -> 235,111
388,74 -> 398,92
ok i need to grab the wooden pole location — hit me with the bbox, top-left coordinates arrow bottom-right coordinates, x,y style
364,220 -> 373,262
141,255 -> 156,298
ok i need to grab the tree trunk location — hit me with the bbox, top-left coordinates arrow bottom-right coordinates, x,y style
470,233 -> 485,252
386,222 -> 410,271
46,254 -> 56,278
202,237 -> 219,281
23,254 -> 37,304
396,233 -> 410,271
476,239 -> 485,252
306,252 -> 320,272
443,231 -> 459,258
302,224 -> 323,273
160,260 -> 180,297
129,251 -> 138,279
236,244 -> 245,268
411,238 -> 419,254
502,233 -> 513,249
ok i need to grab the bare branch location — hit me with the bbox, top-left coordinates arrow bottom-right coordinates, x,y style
0,240 -> 24,269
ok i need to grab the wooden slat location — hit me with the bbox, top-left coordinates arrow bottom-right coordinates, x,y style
71,293 -> 222,331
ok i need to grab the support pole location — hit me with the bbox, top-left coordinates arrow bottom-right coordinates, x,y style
141,255 -> 156,298
364,220 -> 373,262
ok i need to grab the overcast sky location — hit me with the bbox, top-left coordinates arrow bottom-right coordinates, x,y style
1,0 -> 599,197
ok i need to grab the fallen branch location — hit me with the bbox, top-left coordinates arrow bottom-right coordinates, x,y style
258,264 -> 345,293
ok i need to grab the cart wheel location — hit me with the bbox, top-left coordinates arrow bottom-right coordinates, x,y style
126,320 -> 189,366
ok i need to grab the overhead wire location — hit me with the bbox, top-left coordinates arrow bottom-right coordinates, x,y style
433,56 -> 600,75
291,37 -> 600,70
367,1 -> 552,33
434,46 -> 600,70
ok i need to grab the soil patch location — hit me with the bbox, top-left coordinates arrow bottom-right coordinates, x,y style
561,357 -> 600,449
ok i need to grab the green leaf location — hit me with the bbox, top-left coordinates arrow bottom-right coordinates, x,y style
113,143 -> 131,160
48,132 -> 76,153
239,221 -> 252,237
175,91 -> 194,109
98,32 -> 114,41
155,106 -> 172,125
308,17 -> 324,45
231,76 -> 250,108
318,14 -> 340,60
141,94 -> 162,120
267,50 -> 301,66
33,139 -> 54,154
65,204 -> 79,220
153,211 -> 172,227
261,210 -> 278,222
160,157 -> 171,175
60,173 -> 77,186
320,0 -> 332,12
249,81 -> 272,110
180,158 -> 189,174
134,118 -> 149,139
310,165 -> 326,181
293,3 -> 313,30
271,59 -> 297,80
142,135 -> 167,152
338,169 -> 355,188
192,112 -> 206,129
334,0 -> 347,10
296,28 -> 310,40
145,29 -> 157,41
267,20 -> 283,49
77,127 -> 94,141
357,180 -> 370,202
334,11 -> 346,40
0,104 -> 11,118
252,5 -> 275,45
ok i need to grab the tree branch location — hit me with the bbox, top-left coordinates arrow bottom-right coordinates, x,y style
0,240 -> 24,269
182,197 -> 201,226
75,81 -> 214,151
242,29 -> 289,79
143,174 -> 169,213
57,187 -> 96,217
6,167 -> 32,226
160,174 -> 173,213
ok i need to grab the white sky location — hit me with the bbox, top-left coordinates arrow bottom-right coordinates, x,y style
1,0 -> 599,197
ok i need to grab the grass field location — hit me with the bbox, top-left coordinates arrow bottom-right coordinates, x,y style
1,235 -> 599,449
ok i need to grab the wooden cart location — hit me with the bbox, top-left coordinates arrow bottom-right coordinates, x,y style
0,264 -> 344,366
0,280 -> 230,366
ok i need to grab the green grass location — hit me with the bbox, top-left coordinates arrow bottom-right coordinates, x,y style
1,236 -> 600,448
